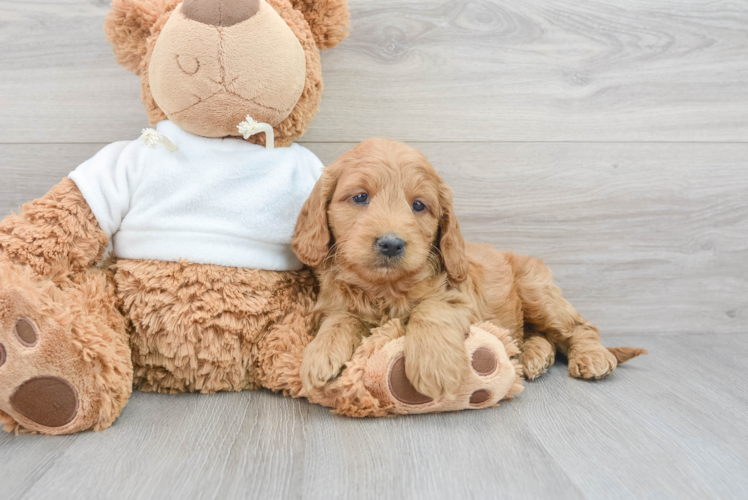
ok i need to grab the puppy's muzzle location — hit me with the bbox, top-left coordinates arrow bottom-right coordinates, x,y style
376,234 -> 406,258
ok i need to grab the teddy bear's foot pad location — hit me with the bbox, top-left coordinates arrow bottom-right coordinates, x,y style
0,312 -> 82,433
11,376 -> 79,428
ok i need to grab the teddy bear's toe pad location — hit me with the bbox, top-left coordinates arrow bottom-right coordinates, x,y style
14,318 -> 39,347
471,347 -> 498,375
10,376 -> 79,428
469,389 -> 491,405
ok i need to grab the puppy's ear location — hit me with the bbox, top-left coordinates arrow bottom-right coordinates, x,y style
289,0 -> 350,50
437,181 -> 469,284
293,165 -> 339,267
104,0 -> 179,74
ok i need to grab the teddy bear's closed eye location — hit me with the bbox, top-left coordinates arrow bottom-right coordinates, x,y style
176,55 -> 200,75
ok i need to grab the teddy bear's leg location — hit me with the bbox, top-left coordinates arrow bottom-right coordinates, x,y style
0,260 -> 132,434
0,179 -> 132,434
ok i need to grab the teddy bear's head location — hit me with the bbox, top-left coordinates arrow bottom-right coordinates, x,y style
104,0 -> 348,146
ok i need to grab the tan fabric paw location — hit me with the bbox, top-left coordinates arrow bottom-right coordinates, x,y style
0,262 -> 132,435
364,322 -> 523,415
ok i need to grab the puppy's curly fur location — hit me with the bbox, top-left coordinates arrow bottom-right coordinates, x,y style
293,138 -> 646,399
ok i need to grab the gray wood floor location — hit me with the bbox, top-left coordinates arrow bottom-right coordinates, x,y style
3,335 -> 748,500
0,0 -> 746,499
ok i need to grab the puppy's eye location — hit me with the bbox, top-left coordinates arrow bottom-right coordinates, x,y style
412,200 -> 426,212
352,193 -> 369,205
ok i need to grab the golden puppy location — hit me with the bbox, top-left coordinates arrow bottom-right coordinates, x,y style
293,138 -> 645,399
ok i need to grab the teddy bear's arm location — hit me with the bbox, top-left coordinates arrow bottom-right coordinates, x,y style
0,178 -> 108,277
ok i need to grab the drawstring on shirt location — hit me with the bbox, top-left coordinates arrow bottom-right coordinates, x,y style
140,128 -> 178,152
237,116 -> 275,149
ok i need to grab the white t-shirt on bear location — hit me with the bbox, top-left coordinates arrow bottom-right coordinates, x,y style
68,120 -> 323,271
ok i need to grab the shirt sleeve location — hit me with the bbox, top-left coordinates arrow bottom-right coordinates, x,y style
296,144 -> 325,182
67,141 -> 134,238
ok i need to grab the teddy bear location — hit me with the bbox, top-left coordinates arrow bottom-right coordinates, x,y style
0,0 -> 523,435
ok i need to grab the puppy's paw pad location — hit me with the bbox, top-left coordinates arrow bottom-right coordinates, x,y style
10,376 -> 79,428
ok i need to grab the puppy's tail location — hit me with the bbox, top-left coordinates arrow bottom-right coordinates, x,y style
607,346 -> 648,364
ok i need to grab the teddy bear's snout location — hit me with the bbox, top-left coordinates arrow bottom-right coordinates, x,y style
183,0 -> 261,27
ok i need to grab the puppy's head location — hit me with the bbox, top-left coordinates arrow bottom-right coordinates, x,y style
293,138 -> 468,285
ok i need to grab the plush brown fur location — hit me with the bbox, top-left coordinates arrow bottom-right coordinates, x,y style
115,258 -> 317,394
293,139 -> 647,400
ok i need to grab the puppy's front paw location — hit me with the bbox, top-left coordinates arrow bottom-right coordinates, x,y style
520,336 -> 555,380
404,335 -> 468,401
568,346 -> 617,379
300,341 -> 351,393
521,350 -> 555,380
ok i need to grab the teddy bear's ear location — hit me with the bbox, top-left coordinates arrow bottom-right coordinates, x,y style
290,0 -> 350,50
104,0 -> 180,74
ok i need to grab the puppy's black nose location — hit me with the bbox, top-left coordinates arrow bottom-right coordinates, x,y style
376,235 -> 406,258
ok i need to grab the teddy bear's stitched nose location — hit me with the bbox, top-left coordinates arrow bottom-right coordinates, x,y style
183,0 -> 261,27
